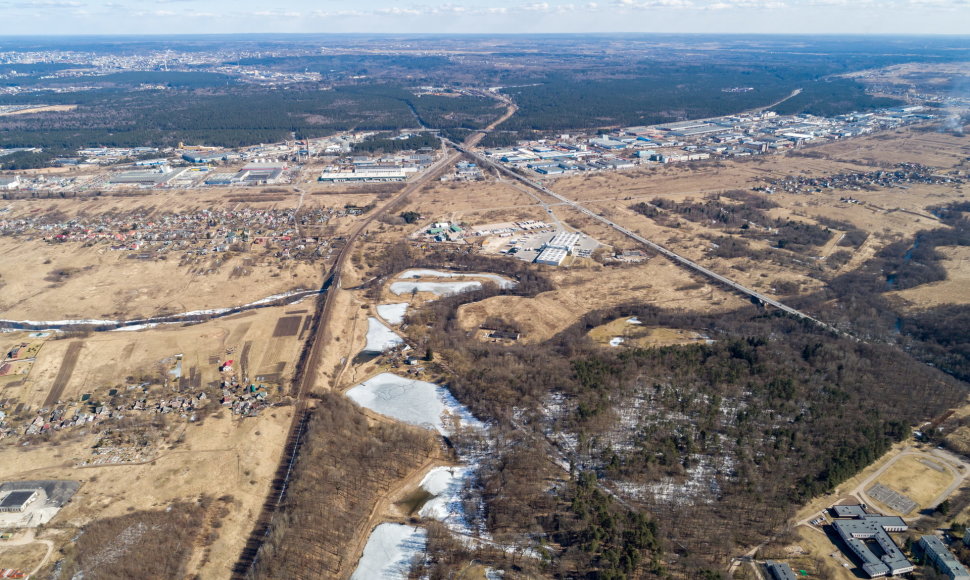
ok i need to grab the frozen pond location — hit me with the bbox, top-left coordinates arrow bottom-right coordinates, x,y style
419,466 -> 475,535
389,280 -> 482,296
351,523 -> 427,580
364,317 -> 404,353
346,373 -> 483,435
377,303 -> 409,325
398,269 -> 516,289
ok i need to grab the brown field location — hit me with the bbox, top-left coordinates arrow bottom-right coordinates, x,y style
0,540 -> 48,572
0,104 -> 77,116
0,308 -> 309,579
588,317 -> 707,348
870,455 -> 955,513
891,246 -> 970,308
43,341 -> 82,407
272,315 -> 302,337
452,256 -> 743,344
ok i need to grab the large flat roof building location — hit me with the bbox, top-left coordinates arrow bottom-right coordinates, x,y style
535,247 -> 568,266
765,561 -> 798,580
919,536 -> 970,580
831,508 -> 912,578
0,490 -> 38,512
545,232 -> 581,253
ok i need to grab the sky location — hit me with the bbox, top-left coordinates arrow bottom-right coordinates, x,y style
1,0 -> 969,36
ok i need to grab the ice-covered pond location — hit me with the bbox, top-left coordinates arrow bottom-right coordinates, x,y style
397,269 -> 516,289
346,373 -> 482,435
350,523 -> 427,580
364,317 -> 404,353
376,303 -> 409,325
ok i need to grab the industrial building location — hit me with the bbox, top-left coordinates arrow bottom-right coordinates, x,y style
535,247 -> 568,266
918,536 -> 970,580
545,232 -> 581,252
764,561 -> 798,580
830,507 -> 912,577
109,166 -> 187,186
0,490 -> 38,513
319,169 -> 407,182
0,176 -> 20,190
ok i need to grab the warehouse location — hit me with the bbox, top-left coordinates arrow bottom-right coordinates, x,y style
764,561 -> 798,580
535,247 -> 568,266
545,232 -> 581,252
319,170 -> 407,182
0,490 -> 38,513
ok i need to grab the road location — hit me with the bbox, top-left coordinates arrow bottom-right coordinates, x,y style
849,446 -> 970,517
450,141 -> 841,334
232,100 -> 517,579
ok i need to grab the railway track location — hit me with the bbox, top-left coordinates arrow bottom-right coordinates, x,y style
230,141 -> 472,579
450,140 -> 841,335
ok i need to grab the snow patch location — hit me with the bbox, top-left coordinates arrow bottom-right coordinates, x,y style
364,317 -> 404,353
419,466 -> 475,535
398,269 -> 516,289
609,337 -> 625,347
346,373 -> 483,435
627,317 -> 642,325
377,303 -> 409,325
351,523 -> 427,580
389,280 -> 482,296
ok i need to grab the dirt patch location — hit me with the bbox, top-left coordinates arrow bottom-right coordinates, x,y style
271,316 -> 302,338
871,455 -> 954,512
43,341 -> 82,408
588,317 -> 707,348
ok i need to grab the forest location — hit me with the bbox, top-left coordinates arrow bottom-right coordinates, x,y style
635,190 -> 836,254
249,243 -> 967,578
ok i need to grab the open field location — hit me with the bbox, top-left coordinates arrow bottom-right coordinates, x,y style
588,317 -> 707,348
5,306 -> 306,415
455,259 -> 744,343
868,455 -> 954,514
891,246 -> 970,308
0,308 -> 308,579
0,104 -> 77,116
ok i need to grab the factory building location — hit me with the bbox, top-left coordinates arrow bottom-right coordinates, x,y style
545,232 -> 581,252
109,166 -> 187,186
0,490 -> 38,513
535,247 -> 568,266
918,536 -> 970,580
0,176 -> 21,190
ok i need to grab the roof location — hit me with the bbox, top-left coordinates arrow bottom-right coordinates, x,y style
0,490 -> 36,509
832,514 -> 911,577
765,561 -> 798,580
832,504 -> 868,518
919,536 -> 970,580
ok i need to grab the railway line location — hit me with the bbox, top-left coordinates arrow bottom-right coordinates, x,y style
230,130 -> 491,579
449,140 -> 841,335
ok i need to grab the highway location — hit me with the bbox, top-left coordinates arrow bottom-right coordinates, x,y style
450,140 -> 841,335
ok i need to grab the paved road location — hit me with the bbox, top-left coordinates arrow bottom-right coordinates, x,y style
450,141 -> 840,334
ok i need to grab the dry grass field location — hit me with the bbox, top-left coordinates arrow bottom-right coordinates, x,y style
455,260 -> 744,343
0,306 -> 313,578
891,246 -> 970,308
587,317 -> 707,348
870,455 -> 955,513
